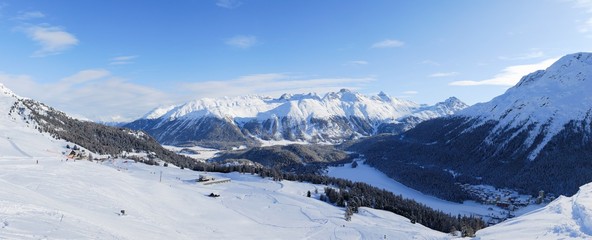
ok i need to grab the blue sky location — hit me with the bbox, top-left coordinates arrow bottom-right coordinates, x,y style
0,0 -> 591,121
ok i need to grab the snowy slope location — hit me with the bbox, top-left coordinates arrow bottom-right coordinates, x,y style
0,83 -> 68,159
125,89 -> 467,147
0,157 -> 451,240
459,52 -> 592,160
477,182 -> 592,239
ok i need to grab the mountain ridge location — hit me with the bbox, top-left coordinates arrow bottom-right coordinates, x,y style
125,89 -> 467,148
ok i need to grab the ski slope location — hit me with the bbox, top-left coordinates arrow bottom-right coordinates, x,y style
0,156 -> 451,239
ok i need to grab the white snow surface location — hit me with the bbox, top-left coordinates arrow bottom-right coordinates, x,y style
0,158 -> 452,239
459,52 -> 592,159
149,89 -> 465,124
477,182 -> 592,239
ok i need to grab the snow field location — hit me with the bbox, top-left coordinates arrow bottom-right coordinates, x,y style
0,157 -> 451,239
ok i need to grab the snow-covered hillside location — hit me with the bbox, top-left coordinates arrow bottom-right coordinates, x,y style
477,183 -> 592,239
125,89 -> 467,148
460,52 -> 592,160
0,83 -> 69,159
0,157 -> 450,239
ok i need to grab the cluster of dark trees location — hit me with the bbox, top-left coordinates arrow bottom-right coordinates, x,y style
322,186 -> 483,237
212,144 -> 352,174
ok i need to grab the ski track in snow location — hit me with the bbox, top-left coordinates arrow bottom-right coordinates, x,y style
7,138 -> 33,158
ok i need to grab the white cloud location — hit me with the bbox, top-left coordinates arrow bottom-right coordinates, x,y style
216,0 -> 242,9
180,73 -> 375,98
346,60 -> 369,66
449,58 -> 559,86
371,39 -> 404,48
0,69 -> 171,122
498,50 -> 544,61
572,0 -> 592,33
402,90 -> 418,95
15,11 -> 45,20
225,35 -> 258,49
110,55 -> 138,65
579,18 -> 592,33
23,25 -> 79,57
428,72 -> 459,78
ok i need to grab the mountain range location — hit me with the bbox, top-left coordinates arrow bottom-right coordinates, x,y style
124,89 -> 467,149
348,52 -> 592,200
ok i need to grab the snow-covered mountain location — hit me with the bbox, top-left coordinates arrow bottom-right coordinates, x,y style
125,89 -> 467,149
460,52 -> 592,160
349,52 -> 592,199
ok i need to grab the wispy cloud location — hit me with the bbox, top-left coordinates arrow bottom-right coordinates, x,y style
225,35 -> 258,49
0,69 -> 171,122
372,39 -> 404,48
428,72 -> 459,78
571,0 -> 592,35
498,50 -> 544,61
216,0 -> 242,9
22,25 -> 79,57
109,55 -> 138,65
15,11 -> 45,20
180,73 -> 375,98
449,58 -> 558,86
346,60 -> 369,66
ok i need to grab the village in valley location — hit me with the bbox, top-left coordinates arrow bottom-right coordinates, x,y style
461,184 -> 555,225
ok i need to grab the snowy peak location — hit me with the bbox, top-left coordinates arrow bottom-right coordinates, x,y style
0,83 -> 18,99
459,52 -> 592,159
142,105 -> 176,119
127,90 -> 467,147
323,88 -> 363,102
437,97 -> 468,111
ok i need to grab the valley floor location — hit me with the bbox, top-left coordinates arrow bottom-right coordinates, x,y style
327,162 -> 543,221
